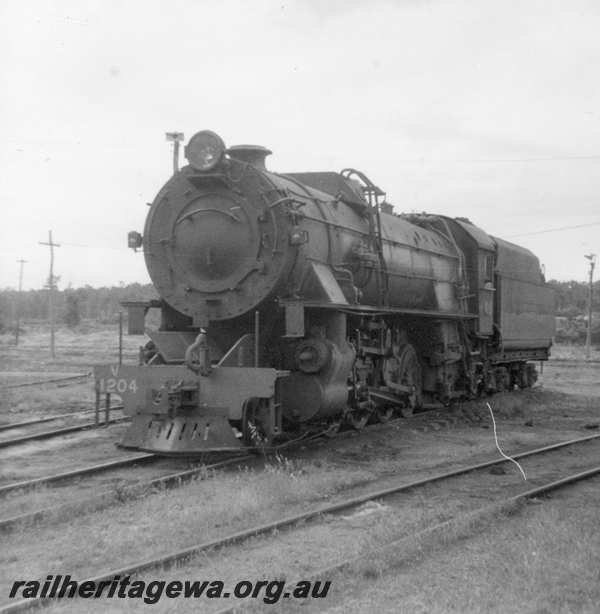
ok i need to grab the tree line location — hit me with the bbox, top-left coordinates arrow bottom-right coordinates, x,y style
0,283 -> 158,331
0,279 -> 598,333
550,279 -> 600,317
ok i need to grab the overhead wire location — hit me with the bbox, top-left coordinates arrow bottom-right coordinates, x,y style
3,218 -> 598,258
506,220 -> 600,238
393,154 -> 600,164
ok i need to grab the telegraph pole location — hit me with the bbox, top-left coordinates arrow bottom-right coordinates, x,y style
15,259 -> 26,346
584,253 -> 597,361
39,231 -> 60,358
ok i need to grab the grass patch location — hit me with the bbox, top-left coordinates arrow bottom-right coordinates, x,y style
0,454 -> 375,594
550,343 -> 600,361
0,381 -> 95,416
0,321 -> 142,375
287,486 -> 600,614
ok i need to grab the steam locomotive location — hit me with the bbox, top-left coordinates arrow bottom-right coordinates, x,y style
95,130 -> 555,454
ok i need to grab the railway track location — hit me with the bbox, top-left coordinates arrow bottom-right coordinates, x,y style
0,453 -> 254,532
0,401 -> 127,449
0,373 -> 90,391
214,466 -> 600,614
2,432 -> 599,613
0,452 -> 158,497
0,407 -> 460,532
0,397 -> 409,451
0,406 -> 123,433
0,416 -> 128,450
547,358 -> 600,365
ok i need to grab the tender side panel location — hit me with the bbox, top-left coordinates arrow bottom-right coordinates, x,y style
497,275 -> 555,349
493,236 -> 555,350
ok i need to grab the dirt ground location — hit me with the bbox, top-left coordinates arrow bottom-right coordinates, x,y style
0,321 -> 143,421
282,479 -> 600,614
1,327 -> 599,613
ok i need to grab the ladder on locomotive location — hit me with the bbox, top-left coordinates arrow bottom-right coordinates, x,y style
341,168 -> 389,307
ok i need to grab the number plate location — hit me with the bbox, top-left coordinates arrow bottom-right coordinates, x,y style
98,377 -> 138,394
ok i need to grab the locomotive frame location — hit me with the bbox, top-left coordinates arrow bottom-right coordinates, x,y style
95,130 -> 554,454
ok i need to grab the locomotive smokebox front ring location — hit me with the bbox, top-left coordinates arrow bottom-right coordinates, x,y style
167,193 -> 261,294
143,166 -> 292,322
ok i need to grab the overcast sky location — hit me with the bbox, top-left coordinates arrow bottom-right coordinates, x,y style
1,0 -> 599,290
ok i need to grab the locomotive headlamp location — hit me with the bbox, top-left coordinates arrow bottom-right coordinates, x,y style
184,130 -> 226,171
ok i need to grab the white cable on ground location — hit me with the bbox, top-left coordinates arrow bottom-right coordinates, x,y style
487,402 -> 527,480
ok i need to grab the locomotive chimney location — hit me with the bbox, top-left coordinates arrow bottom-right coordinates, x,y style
227,145 -> 272,171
